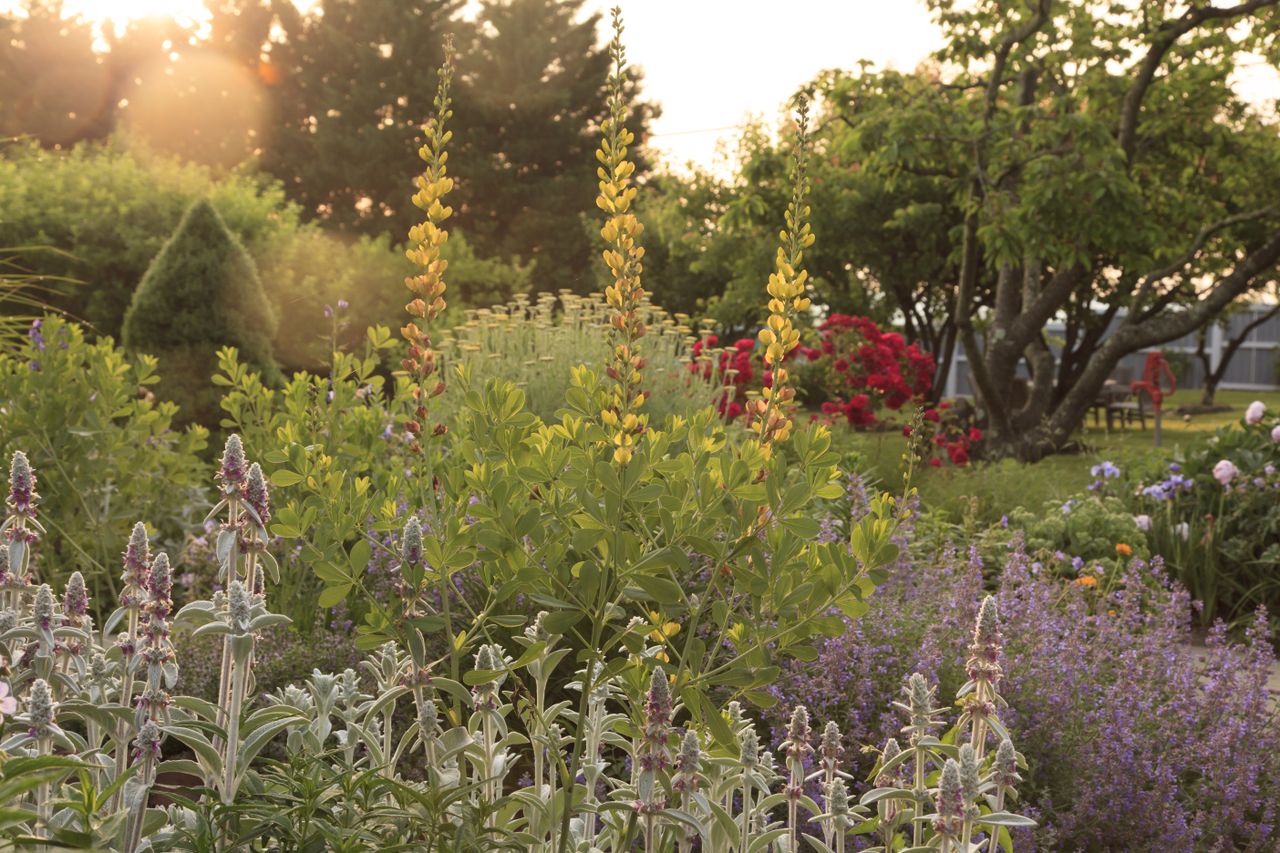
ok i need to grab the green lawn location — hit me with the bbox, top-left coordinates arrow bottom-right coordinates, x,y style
837,389 -> 1280,523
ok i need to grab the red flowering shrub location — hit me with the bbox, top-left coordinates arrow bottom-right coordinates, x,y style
905,400 -> 983,467
691,314 -> 940,434
814,314 -> 934,427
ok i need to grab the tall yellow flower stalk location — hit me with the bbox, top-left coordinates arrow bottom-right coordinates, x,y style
751,96 -> 814,457
596,8 -> 648,466
402,35 -> 457,446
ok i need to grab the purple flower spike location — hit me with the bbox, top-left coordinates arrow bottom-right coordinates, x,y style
218,435 -> 247,492
7,451 -> 38,516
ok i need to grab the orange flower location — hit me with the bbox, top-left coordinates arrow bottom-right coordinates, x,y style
1075,576 -> 1098,588
1115,543 -> 1132,556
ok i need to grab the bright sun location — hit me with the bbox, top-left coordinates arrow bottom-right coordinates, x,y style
60,0 -> 212,31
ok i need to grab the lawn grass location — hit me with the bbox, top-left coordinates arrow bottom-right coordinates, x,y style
837,388 -> 1280,523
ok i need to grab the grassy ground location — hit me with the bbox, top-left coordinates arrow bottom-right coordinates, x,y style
838,389 -> 1280,523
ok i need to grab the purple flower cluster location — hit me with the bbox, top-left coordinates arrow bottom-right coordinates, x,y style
767,535 -> 1280,850
1141,462 -> 1195,501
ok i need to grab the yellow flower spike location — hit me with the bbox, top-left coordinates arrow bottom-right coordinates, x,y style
752,93 -> 814,454
399,34 -> 457,448
594,8 -> 649,467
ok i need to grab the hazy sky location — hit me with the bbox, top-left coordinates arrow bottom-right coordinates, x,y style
575,1 -> 945,172
45,0 -> 1278,174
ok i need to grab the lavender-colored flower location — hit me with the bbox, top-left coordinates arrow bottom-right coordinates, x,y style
244,463 -> 270,525
402,516 -> 424,566
337,298 -> 349,311
1134,513 -> 1152,532
33,583 -> 54,631
147,552 -> 173,624
6,451 -> 38,516
27,677 -> 54,738
739,726 -> 759,769
217,435 -> 247,492
994,737 -> 1020,788
228,580 -> 250,628
1091,461 -> 1121,479
62,571 -> 89,620
933,758 -> 965,837
673,728 -> 703,796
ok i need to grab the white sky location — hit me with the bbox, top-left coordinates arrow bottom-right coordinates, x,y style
575,1 -> 945,173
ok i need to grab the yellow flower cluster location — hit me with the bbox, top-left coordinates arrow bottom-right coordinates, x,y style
750,97 -> 814,457
596,8 -> 648,466
402,35 -> 457,447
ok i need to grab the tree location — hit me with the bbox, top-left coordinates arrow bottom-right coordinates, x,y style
0,2 -> 113,146
843,0 -> 1280,459
1193,291 -> 1280,406
122,198 -> 279,423
260,0 -> 466,237
453,0 -> 655,296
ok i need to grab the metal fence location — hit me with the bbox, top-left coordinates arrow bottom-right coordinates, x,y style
943,304 -> 1280,398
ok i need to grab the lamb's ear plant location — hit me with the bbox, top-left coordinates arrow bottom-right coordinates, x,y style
857,595 -> 1036,852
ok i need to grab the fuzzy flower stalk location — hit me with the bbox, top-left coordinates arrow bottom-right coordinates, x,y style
2,450 -> 42,603
635,666 -> 672,852
113,521 -> 152,804
401,34 -> 457,451
781,705 -> 813,851
596,7 -> 648,466
124,553 -> 177,853
751,96 -> 814,457
959,595 -> 1005,758
672,729 -> 702,853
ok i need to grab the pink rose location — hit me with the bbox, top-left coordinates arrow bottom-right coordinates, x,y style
1271,424 -> 1280,443
1212,459 -> 1237,486
1246,400 -> 1266,425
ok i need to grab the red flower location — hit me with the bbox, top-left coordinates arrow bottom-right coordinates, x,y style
929,457 -> 942,467
947,445 -> 969,466
968,427 -> 983,442
923,408 -> 940,423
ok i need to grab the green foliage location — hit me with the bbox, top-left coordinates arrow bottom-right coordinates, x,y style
261,0 -> 467,237
0,317 -> 208,609
213,331 -> 410,632
454,0 -> 655,294
0,140 -> 294,338
1007,494 -> 1148,581
441,291 -> 719,423
122,199 -> 280,425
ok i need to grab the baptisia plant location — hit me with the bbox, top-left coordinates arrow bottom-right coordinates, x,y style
296,8 -> 902,850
